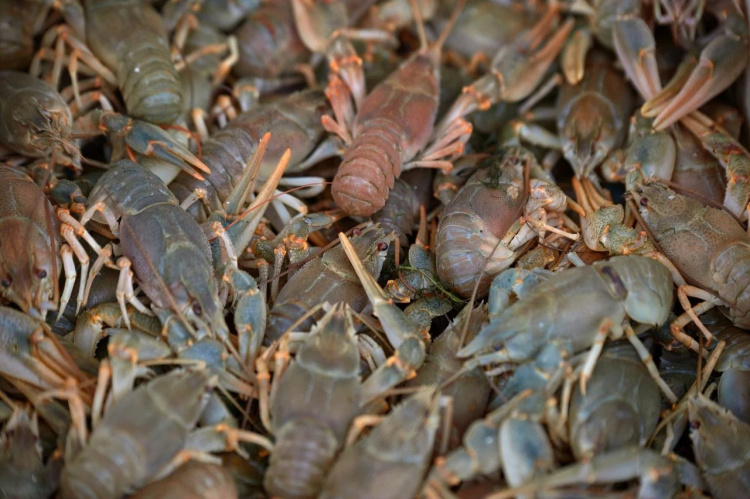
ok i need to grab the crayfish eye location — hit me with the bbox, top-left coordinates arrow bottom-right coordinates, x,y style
377,242 -> 388,252
36,269 -> 47,279
1,278 -> 11,287
192,303 -> 203,316
639,197 -> 648,207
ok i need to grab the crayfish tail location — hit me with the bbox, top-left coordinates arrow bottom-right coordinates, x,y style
332,122 -> 402,217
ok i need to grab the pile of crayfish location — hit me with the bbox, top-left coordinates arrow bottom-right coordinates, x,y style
1,0 -> 749,497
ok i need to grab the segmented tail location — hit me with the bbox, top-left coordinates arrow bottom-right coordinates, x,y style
118,34 -> 183,124
332,118 -> 403,216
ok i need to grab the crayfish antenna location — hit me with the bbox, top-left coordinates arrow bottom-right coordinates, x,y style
433,0 -> 466,52
409,0 -> 429,50
409,0 -> 467,57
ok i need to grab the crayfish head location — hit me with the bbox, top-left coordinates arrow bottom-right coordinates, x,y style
11,91 -> 74,160
97,111 -> 132,134
0,218 -> 57,317
688,392 -> 750,480
560,95 -> 617,178
630,182 -> 692,235
571,399 -> 642,460
179,288 -> 229,344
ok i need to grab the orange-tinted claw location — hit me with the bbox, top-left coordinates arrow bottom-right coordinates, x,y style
612,16 -> 661,100
650,36 -> 748,130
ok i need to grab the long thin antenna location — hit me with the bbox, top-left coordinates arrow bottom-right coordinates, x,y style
408,0 -> 428,50
434,0 -> 467,52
